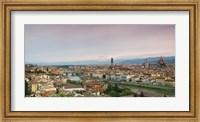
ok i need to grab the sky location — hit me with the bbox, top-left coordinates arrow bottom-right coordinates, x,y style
25,24 -> 175,63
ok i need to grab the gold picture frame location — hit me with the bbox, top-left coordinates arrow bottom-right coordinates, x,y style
0,0 -> 199,122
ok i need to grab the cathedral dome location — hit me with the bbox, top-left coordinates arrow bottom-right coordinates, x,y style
158,56 -> 165,65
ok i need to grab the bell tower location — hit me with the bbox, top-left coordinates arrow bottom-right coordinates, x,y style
111,58 -> 114,66
145,58 -> 149,68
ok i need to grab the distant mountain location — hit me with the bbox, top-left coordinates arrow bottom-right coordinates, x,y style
117,56 -> 175,65
26,60 -> 110,66
26,56 -> 175,66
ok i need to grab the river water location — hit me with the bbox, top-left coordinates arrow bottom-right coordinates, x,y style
68,76 -> 81,81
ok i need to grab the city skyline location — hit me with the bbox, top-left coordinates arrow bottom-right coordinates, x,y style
25,24 -> 175,63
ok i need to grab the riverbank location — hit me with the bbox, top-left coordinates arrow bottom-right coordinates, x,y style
110,82 -> 175,97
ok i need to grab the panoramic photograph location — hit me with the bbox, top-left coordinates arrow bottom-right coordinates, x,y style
25,24 -> 175,97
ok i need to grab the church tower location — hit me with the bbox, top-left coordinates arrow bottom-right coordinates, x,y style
145,58 -> 149,69
111,58 -> 114,66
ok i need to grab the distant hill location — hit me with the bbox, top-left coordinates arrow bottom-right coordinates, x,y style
117,56 -> 175,65
26,56 -> 175,66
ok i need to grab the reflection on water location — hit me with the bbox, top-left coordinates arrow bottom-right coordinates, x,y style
68,76 -> 81,81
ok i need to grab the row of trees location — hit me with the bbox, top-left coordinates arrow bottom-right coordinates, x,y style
105,83 -> 133,97
67,79 -> 82,85
51,92 -> 74,97
26,70 -> 46,73
25,80 -> 31,96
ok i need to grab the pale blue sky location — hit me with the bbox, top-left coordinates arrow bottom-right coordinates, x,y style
25,24 -> 175,63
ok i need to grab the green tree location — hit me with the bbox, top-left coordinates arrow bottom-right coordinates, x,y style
133,93 -> 137,97
56,88 -> 59,94
114,83 -> 119,92
140,91 -> 144,97
109,90 -> 119,97
25,80 -> 31,96
106,83 -> 113,92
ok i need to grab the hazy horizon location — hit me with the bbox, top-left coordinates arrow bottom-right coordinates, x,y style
25,56 -> 175,66
25,24 -> 175,63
